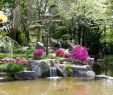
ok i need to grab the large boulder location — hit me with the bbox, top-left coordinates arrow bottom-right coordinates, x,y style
38,61 -> 50,77
15,71 -> 38,80
28,60 -> 50,77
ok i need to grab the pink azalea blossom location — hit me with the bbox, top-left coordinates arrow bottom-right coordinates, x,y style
15,58 -> 28,64
69,45 -> 89,61
1,57 -> 28,64
34,49 -> 45,57
1,57 -> 16,62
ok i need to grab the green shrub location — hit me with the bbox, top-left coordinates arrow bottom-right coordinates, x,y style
0,53 -> 6,59
103,56 -> 113,64
0,63 -> 25,80
103,56 -> 113,76
103,55 -> 113,69
5,63 -> 24,73
65,64 -> 73,76
13,53 -> 28,58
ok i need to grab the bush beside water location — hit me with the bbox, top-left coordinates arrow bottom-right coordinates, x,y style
0,62 -> 26,80
103,55 -> 113,76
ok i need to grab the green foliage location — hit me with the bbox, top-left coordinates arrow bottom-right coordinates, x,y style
0,62 -> 25,80
0,63 -> 8,72
0,62 -> 24,73
103,56 -> 113,64
24,47 -> 35,57
41,54 -> 55,60
65,64 -> 73,76
13,53 -> 28,58
103,55 -> 113,76
1,0 -> 113,56
0,53 -> 27,58
5,63 -> 24,73
0,53 -> 6,59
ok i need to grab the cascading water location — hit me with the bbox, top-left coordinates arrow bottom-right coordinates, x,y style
50,67 -> 57,77
48,61 -> 62,80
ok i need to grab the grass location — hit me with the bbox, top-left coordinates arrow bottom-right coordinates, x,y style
0,53 -> 30,59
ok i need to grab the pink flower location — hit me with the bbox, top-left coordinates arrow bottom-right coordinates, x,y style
15,58 -> 28,64
1,57 -> 28,64
69,45 -> 89,61
1,57 -> 16,62
34,49 -> 45,57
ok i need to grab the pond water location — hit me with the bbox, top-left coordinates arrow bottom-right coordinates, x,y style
0,78 -> 113,95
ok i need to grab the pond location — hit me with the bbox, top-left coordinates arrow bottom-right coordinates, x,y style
0,78 -> 113,95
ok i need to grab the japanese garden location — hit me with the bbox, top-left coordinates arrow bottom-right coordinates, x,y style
0,0 -> 113,95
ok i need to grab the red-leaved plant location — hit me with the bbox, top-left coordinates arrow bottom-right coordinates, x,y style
55,49 -> 65,56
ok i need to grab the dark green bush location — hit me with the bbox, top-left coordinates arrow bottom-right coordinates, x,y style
0,63 -> 25,80
103,56 -> 113,76
5,63 -> 24,73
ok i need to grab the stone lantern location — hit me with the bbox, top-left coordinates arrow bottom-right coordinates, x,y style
29,24 -> 43,42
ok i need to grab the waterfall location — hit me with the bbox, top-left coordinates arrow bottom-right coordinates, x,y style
49,60 -> 58,77
50,67 -> 57,77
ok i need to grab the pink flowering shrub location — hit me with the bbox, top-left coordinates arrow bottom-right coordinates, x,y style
55,49 -> 65,56
34,49 -> 45,59
15,58 -> 28,64
69,45 -> 89,62
1,57 -> 28,64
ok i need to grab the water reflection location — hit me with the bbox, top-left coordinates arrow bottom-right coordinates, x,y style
0,78 -> 113,95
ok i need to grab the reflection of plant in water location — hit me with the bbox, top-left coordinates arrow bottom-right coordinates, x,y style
72,84 -> 91,95
0,90 -> 9,95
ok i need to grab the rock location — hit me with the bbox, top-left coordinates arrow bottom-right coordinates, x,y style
22,47 -> 29,52
35,42 -> 45,50
38,61 -> 50,77
73,70 -> 86,77
96,75 -> 113,80
28,60 -> 94,78
87,58 -> 94,67
56,65 -> 67,77
28,60 -> 50,77
15,71 -> 38,80
28,60 -> 39,70
85,71 -> 95,79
